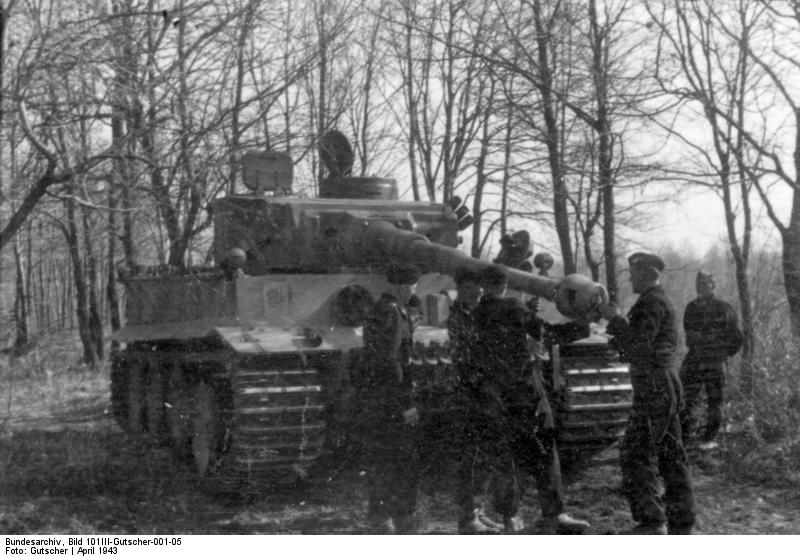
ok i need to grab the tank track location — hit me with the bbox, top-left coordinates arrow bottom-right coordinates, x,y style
216,364 -> 327,490
111,348 -> 329,493
410,339 -> 632,470
111,340 -> 630,490
552,342 -> 632,464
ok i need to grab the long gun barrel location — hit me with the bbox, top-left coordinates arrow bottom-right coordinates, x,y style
213,194 -> 608,321
356,220 -> 607,321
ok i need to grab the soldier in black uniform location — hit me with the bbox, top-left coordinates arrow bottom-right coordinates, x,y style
600,253 -> 695,535
470,264 -> 589,534
360,262 -> 422,534
448,266 -> 505,534
680,271 -> 743,448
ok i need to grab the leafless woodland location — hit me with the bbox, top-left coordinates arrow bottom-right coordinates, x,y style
1,0 -> 799,533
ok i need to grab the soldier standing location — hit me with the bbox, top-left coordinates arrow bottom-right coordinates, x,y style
680,271 -> 743,449
471,264 -> 589,534
600,253 -> 696,535
360,262 -> 422,534
448,266 -> 504,534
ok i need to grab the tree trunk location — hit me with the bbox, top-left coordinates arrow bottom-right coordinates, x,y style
533,0 -> 575,274
12,235 -> 30,356
132,5 -> 176,267
587,0 -> 617,300
107,100 -> 125,356
582,234 -> 601,282
316,3 -> 328,186
790,107 -> 800,337
82,206 -> 104,363
782,223 -> 800,337
732,243 -> 754,395
472,83 -> 492,258
498,88 -> 513,240
403,12 -> 421,202
0,1 -> 6,203
107,202 -> 121,355
65,192 -> 99,367
168,8 -> 202,268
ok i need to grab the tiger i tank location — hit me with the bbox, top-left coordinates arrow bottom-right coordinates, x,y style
111,141 -> 632,492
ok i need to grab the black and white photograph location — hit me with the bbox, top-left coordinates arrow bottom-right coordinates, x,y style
1,0 -> 799,543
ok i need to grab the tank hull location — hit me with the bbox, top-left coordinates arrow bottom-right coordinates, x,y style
111,273 -> 632,492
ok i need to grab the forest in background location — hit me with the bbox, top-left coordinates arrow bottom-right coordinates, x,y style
1,0 -> 799,466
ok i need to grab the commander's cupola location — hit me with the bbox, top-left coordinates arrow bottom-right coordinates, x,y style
317,129 -> 398,200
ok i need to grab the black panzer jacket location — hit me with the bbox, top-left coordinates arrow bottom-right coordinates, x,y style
607,285 -> 682,409
472,293 -> 537,383
470,294 -> 591,381
683,296 -> 743,365
447,301 -> 478,383
362,293 -> 415,418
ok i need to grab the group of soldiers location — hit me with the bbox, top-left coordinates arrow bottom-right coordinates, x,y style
354,251 -> 742,535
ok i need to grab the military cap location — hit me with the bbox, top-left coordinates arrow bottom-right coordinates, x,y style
696,270 -> 714,283
533,252 -> 555,271
480,264 -> 508,288
453,266 -> 481,286
386,262 -> 422,285
628,252 -> 665,273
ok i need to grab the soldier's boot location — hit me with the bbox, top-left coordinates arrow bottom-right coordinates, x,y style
458,511 -> 502,535
538,513 -> 590,534
503,514 -> 525,534
621,522 -> 667,535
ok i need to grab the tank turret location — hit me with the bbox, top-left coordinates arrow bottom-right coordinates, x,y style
212,195 -> 607,321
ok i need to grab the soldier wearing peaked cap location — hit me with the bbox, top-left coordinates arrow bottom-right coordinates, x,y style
359,262 -> 422,534
600,253 -> 696,535
680,271 -> 742,448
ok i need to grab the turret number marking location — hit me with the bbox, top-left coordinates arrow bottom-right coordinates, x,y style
264,283 -> 297,309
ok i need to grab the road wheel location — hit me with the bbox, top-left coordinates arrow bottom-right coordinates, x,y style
191,380 -> 223,477
127,360 -> 146,434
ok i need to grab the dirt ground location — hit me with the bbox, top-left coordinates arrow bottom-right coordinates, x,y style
1,369 -> 799,536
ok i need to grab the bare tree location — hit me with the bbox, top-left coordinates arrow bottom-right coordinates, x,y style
646,0 -> 761,392
386,0 -> 495,204
1,1 -> 122,254
343,0 -> 405,178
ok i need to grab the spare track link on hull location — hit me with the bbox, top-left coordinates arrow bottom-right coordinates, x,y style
207,362 -> 327,492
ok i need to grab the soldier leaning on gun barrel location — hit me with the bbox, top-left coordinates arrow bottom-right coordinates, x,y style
458,264 -> 589,535
680,271 -> 743,449
359,262 -> 422,534
599,253 -> 696,535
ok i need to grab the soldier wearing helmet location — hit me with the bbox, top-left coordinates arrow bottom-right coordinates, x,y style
359,262 -> 422,534
600,252 -> 695,535
220,247 -> 247,280
469,264 -> 589,534
680,271 -> 743,448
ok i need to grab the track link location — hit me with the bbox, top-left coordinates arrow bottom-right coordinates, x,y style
215,366 -> 326,488
554,343 -> 633,461
113,348 -> 330,493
